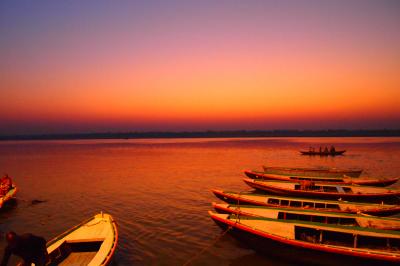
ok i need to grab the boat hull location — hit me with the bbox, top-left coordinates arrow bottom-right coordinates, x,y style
211,214 -> 399,266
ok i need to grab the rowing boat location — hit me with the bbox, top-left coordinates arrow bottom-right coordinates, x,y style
212,203 -> 400,230
300,150 -> 346,156
209,211 -> 400,265
243,178 -> 400,201
0,185 -> 17,209
262,165 -> 362,178
211,189 -> 400,216
244,170 -> 399,187
45,212 -> 118,266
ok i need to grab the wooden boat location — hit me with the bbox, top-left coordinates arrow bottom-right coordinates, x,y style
209,211 -> 400,265
0,185 -> 17,209
262,165 -> 362,178
244,170 -> 399,187
243,178 -> 400,202
300,150 -> 346,156
211,189 -> 400,216
212,203 -> 400,230
45,212 -> 118,266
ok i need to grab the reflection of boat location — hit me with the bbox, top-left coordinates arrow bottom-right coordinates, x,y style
0,185 -> 17,209
300,150 -> 346,156
212,189 -> 400,216
262,165 -> 362,178
244,170 -> 399,187
243,178 -> 400,202
209,211 -> 400,266
45,213 -> 118,266
212,203 -> 400,231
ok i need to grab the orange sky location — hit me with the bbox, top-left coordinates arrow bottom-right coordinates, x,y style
1,1 -> 399,134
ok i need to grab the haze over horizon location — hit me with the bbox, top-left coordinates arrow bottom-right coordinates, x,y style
1,0 -> 399,135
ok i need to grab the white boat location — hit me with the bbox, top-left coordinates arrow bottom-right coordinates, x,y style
45,212 -> 118,265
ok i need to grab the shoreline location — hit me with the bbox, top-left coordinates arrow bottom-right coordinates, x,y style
1,129 -> 399,141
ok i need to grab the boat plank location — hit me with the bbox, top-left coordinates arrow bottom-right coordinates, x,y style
59,252 -> 97,266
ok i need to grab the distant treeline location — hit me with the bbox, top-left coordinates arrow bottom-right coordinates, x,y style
0,129 -> 400,141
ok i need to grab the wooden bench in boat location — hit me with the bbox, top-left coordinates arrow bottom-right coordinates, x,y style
47,238 -> 105,266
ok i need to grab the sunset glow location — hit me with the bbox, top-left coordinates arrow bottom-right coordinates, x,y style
1,1 -> 399,134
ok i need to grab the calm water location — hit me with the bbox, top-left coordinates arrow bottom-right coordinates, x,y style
0,137 -> 399,265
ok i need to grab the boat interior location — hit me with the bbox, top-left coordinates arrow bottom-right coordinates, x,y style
267,197 -> 340,210
294,184 -> 353,193
295,226 -> 400,252
220,201 -> 400,230
289,176 -> 344,182
47,238 -> 104,266
278,212 -> 357,226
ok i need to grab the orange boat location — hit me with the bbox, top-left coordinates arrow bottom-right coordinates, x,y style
244,170 -> 399,187
0,185 -> 17,209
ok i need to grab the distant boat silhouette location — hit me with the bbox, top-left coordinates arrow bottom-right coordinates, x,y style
300,150 -> 346,156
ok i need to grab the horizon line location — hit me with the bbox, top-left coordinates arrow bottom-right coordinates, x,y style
1,129 -> 400,141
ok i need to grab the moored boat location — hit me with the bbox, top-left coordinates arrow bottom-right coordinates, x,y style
45,212 -> 118,266
262,165 -> 362,178
300,150 -> 346,156
243,178 -> 400,202
212,203 -> 400,230
0,184 -> 17,209
244,170 -> 399,187
211,189 -> 400,216
209,211 -> 400,266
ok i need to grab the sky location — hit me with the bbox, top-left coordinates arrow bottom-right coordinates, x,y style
1,0 -> 399,135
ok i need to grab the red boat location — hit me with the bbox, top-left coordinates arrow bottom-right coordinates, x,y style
244,170 -> 399,187
210,211 -> 400,266
242,178 -> 400,202
0,185 -> 17,209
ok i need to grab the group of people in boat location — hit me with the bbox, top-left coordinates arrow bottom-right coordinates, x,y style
308,145 -> 337,154
0,175 -> 12,196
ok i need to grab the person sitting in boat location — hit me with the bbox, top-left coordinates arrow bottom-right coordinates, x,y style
330,145 -> 336,154
0,231 -> 48,266
300,180 -> 314,191
0,175 -> 12,196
